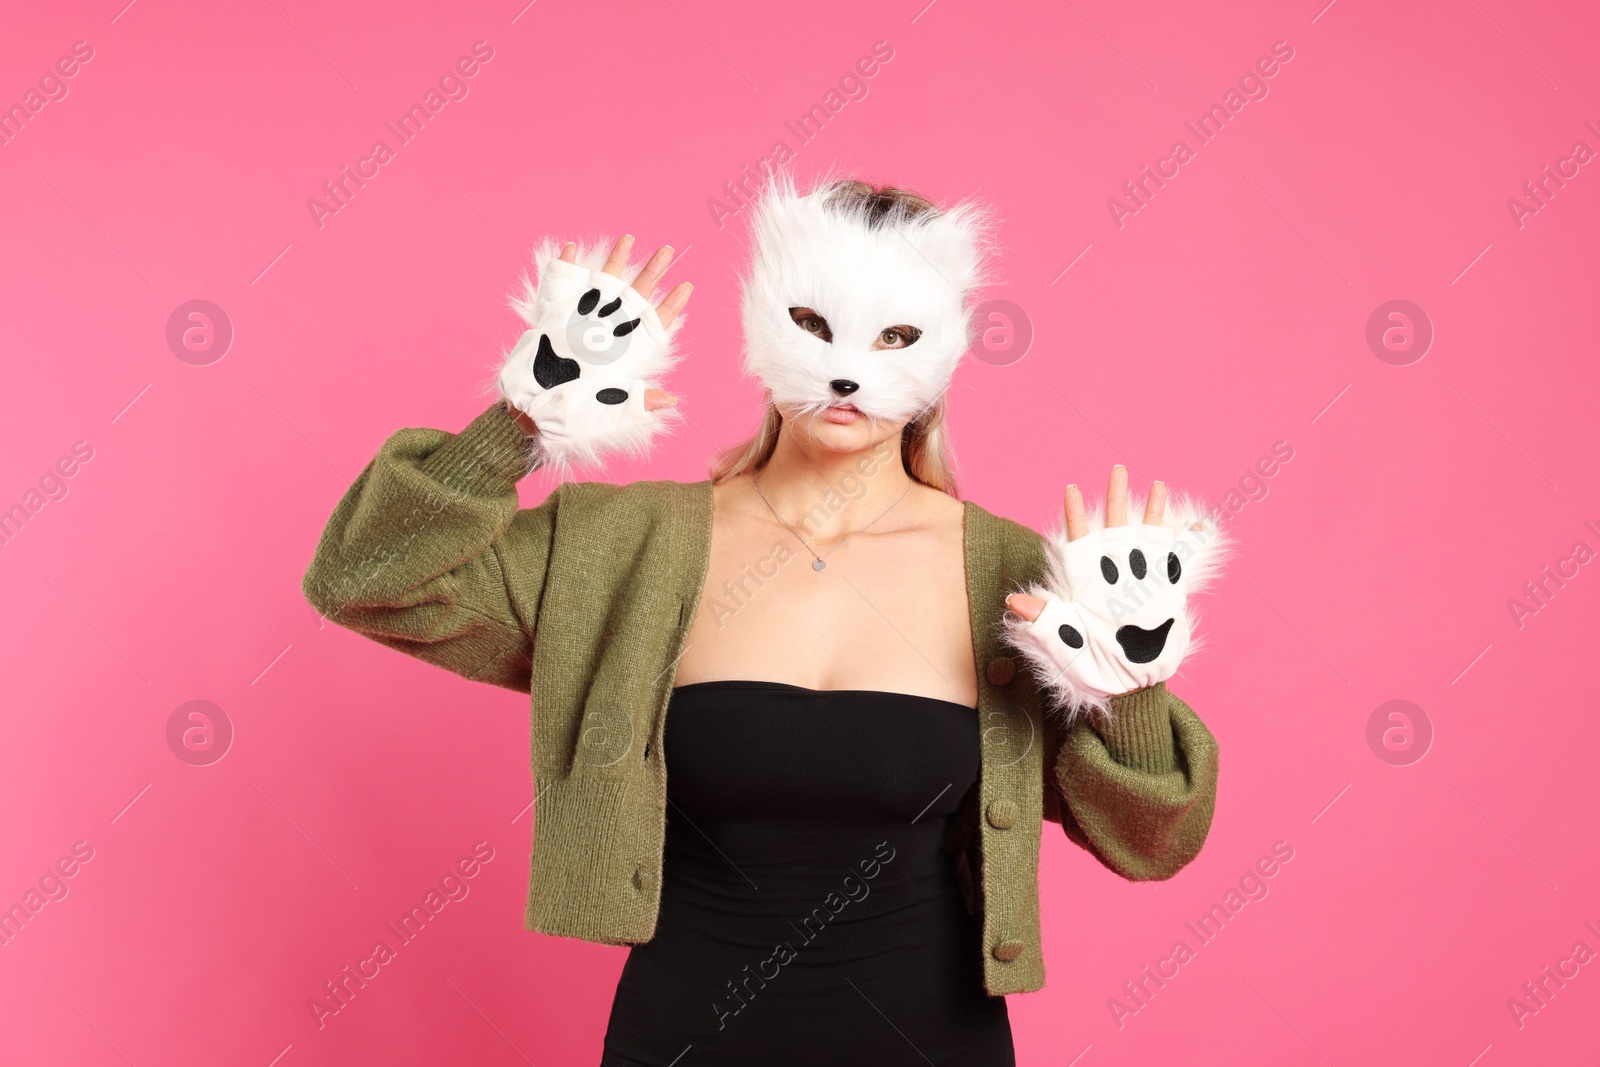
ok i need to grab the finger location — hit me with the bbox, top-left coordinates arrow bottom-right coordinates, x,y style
1006,592 -> 1047,623
1106,465 -> 1129,526
601,234 -> 634,277
1144,481 -> 1167,526
632,245 -> 674,297
559,242 -> 577,264
1063,484 -> 1089,541
654,282 -> 693,330
644,388 -> 677,411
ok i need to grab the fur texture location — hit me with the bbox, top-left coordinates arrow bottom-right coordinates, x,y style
1001,491 -> 1232,724
738,171 -> 995,426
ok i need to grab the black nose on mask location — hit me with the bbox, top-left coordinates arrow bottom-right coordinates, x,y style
829,379 -> 860,396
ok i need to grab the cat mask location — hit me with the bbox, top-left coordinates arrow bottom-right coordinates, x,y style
738,176 -> 992,426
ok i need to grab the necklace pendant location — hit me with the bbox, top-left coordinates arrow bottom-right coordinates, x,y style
812,559 -> 827,572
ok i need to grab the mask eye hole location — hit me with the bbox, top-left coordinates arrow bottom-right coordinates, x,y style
788,307 -> 833,343
874,325 -> 922,350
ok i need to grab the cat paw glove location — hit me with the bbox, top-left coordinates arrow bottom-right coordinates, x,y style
1004,494 -> 1229,719
496,240 -> 681,470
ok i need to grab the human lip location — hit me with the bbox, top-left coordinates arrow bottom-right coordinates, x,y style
821,404 -> 863,424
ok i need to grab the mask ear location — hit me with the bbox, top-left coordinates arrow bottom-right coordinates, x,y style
899,198 -> 995,298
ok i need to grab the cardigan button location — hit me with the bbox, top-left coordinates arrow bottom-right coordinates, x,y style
986,799 -> 1019,830
632,865 -> 651,891
986,656 -> 1016,686
992,939 -> 1027,962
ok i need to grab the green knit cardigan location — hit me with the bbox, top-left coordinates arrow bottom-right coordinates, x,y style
301,401 -> 1220,996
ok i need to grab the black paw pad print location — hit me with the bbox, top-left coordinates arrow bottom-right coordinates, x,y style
1061,545 -> 1183,663
534,335 -> 579,389
576,287 -> 643,337
532,287 -> 646,390
1098,550 -> 1181,588
1115,618 -> 1174,663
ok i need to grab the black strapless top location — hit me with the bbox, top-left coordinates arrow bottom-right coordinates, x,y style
600,680 -> 1014,1067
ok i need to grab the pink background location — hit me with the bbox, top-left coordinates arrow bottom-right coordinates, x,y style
2,0 -> 1597,1063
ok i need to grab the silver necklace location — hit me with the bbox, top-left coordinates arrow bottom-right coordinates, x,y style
751,472 -> 913,572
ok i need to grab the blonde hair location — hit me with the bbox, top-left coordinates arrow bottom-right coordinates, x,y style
710,180 -> 962,497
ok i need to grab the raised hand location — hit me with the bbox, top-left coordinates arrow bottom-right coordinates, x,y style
498,235 -> 693,468
1004,465 -> 1228,718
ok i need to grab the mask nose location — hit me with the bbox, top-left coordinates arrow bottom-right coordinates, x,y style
829,379 -> 860,397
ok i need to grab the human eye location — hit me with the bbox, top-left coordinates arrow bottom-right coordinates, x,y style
875,325 -> 921,349
788,307 -> 834,342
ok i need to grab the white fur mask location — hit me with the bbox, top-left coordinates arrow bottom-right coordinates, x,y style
739,178 -> 990,425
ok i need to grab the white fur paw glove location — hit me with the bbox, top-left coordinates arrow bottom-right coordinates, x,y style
496,243 -> 680,470
1005,494 -> 1228,717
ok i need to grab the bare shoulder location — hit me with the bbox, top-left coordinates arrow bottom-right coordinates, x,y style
906,483 -> 967,534
709,473 -> 760,521
915,483 -> 960,524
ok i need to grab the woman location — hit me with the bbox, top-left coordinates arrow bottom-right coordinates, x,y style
302,176 -> 1225,1065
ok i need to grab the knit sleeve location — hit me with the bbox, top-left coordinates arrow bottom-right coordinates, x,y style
1052,682 -> 1219,880
301,400 -> 555,692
